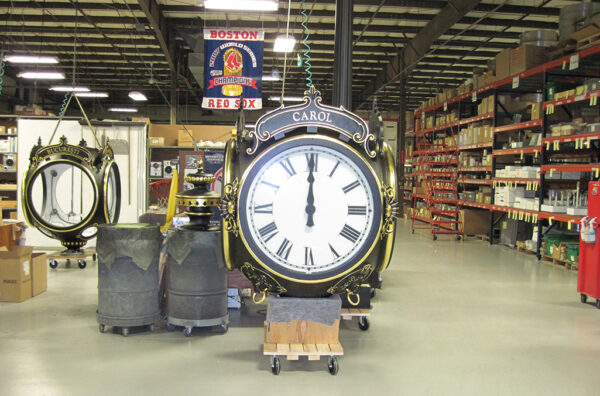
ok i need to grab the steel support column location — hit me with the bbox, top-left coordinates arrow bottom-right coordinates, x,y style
170,70 -> 177,125
332,0 -> 353,109
397,71 -> 407,214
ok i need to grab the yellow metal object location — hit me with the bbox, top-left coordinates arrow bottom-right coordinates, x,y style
346,290 -> 360,306
161,169 -> 178,234
252,290 -> 267,304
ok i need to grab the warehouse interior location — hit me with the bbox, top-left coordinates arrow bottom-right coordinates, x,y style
1,0 -> 600,393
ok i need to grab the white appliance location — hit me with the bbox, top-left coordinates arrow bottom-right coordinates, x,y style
150,161 -> 163,177
3,154 -> 15,170
163,159 -> 177,178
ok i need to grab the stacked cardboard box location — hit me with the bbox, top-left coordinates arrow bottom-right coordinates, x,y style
0,247 -> 47,303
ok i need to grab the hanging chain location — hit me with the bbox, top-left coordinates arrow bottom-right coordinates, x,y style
300,0 -> 312,88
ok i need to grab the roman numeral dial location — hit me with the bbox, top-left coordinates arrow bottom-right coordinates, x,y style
241,140 -> 379,277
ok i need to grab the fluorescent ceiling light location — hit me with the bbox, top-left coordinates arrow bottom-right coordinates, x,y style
273,36 -> 296,53
18,71 -> 65,80
262,75 -> 280,81
50,86 -> 90,92
244,123 -> 255,128
268,96 -> 303,102
128,91 -> 148,101
109,107 -> 138,112
204,0 -> 278,11
75,92 -> 109,98
5,55 -> 58,64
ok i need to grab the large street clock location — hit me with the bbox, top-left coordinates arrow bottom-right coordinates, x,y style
221,86 -> 398,297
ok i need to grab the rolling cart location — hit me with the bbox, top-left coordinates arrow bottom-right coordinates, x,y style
48,248 -> 97,269
264,342 -> 343,375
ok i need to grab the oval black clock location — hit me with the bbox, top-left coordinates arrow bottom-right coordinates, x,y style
22,136 -> 121,250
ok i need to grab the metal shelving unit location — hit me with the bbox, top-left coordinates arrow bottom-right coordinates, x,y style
409,43 -> 600,258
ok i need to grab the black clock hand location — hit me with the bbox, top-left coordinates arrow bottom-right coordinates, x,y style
305,155 -> 316,227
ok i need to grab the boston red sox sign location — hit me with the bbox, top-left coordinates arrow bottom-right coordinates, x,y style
203,29 -> 264,110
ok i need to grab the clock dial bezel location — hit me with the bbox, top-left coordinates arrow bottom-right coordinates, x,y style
237,134 -> 383,283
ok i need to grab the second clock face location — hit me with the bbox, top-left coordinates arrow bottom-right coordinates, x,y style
238,136 -> 382,282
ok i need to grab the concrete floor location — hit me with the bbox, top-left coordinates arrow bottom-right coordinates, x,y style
1,221 -> 600,395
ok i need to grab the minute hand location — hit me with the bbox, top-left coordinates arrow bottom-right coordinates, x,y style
305,156 -> 316,227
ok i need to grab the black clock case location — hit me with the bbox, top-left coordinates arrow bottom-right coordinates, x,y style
22,136 -> 122,250
222,127 -> 397,298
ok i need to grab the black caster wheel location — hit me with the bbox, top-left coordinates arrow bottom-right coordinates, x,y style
215,323 -> 229,334
99,324 -> 106,333
370,288 -> 376,299
78,260 -> 86,269
358,316 -> 370,331
271,356 -> 281,375
148,324 -> 156,333
581,294 -> 588,303
49,260 -> 58,269
121,327 -> 129,337
456,235 -> 462,241
166,323 -> 176,332
596,299 -> 600,309
183,327 -> 193,337
432,235 -> 437,241
92,253 -> 97,261
411,229 -> 415,234
328,357 -> 339,375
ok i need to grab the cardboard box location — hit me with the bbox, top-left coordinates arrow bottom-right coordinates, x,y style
177,130 -> 195,147
530,102 -> 542,121
511,45 -> 547,75
132,117 -> 151,125
459,209 -> 489,235
495,48 -> 512,80
31,252 -> 47,297
0,246 -> 33,302
0,221 -> 24,251
149,137 -> 165,146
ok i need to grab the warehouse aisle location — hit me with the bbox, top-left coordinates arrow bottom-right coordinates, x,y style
1,221 -> 600,395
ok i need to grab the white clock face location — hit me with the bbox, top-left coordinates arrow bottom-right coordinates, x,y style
239,137 -> 381,279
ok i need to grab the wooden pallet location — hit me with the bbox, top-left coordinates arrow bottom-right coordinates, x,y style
264,342 -> 343,361
47,248 -> 96,260
541,254 -> 578,271
340,308 -> 370,320
577,32 -> 600,50
516,246 -> 536,256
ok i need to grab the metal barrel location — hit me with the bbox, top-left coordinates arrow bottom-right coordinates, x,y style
520,29 -> 558,47
166,228 -> 228,327
559,3 -> 600,42
96,224 -> 162,328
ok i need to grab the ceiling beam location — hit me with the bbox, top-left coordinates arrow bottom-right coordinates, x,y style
356,0 -> 481,110
137,0 -> 203,105
171,20 -> 521,40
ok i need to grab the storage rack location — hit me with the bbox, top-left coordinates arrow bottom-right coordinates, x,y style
410,107 -> 463,240
0,116 -> 19,219
408,43 -> 600,257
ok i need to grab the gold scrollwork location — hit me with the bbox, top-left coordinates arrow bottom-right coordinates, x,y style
380,184 -> 399,240
326,264 -> 374,295
249,85 -> 377,158
240,262 -> 287,294
33,136 -> 94,166
219,178 -> 239,237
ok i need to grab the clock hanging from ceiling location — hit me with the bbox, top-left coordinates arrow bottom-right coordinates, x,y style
221,86 -> 398,298
22,136 -> 121,250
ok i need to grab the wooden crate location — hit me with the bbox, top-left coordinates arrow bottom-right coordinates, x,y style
264,319 -> 340,344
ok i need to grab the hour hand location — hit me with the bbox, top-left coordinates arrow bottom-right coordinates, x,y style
305,155 -> 316,227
